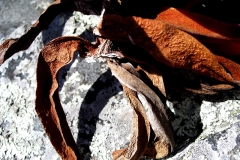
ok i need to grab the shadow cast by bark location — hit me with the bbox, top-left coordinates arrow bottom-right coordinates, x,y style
42,11 -> 74,44
76,69 -> 122,158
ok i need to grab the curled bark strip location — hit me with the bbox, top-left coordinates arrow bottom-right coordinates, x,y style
136,65 -> 166,97
184,84 -> 234,95
107,59 -> 174,158
36,36 -> 94,160
159,65 -> 236,95
111,42 -> 166,96
0,0 -> 75,65
136,93 -> 172,159
113,85 -> 150,160
144,140 -> 173,159
217,56 -> 240,81
156,7 -> 240,56
98,14 -> 240,84
157,7 -> 240,40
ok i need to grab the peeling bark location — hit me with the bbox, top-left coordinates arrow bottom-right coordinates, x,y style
36,36 -> 95,160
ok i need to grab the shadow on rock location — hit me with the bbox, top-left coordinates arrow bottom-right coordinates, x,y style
76,69 -> 122,158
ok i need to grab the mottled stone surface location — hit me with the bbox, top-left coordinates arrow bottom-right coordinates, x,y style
0,1 -> 132,159
0,1 -> 240,160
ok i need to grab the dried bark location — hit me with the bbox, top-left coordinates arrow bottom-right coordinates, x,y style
156,7 -> 240,56
112,84 -> 150,160
97,14 -> 240,85
0,0 -> 76,65
36,36 -> 96,160
107,59 -> 174,159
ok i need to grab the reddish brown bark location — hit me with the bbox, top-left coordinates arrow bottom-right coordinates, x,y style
36,36 -> 95,160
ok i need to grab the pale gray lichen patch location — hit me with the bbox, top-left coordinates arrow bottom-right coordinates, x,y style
0,24 -> 59,159
30,0 -> 52,10
200,99 -> 240,135
168,98 -> 202,137
166,92 -> 203,146
90,91 -> 132,160
168,122 -> 240,160
164,89 -> 240,160
0,0 -> 52,36
42,11 -> 100,44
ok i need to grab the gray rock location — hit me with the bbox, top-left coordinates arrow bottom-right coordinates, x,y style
0,1 -> 240,160
0,1 -> 131,159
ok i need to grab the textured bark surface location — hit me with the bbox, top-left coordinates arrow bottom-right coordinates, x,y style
98,14 -> 240,85
36,36 -> 95,159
